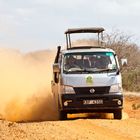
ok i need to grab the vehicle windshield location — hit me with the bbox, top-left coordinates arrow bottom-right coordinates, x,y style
63,52 -> 118,74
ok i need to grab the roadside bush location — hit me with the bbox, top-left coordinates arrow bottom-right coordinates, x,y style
122,69 -> 140,92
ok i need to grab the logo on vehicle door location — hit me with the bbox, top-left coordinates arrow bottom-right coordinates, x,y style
89,88 -> 95,93
86,75 -> 93,85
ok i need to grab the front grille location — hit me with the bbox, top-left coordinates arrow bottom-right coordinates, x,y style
74,86 -> 110,94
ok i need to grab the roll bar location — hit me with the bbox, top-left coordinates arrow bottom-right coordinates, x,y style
65,27 -> 105,49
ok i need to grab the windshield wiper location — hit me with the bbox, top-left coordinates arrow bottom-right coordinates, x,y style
71,69 -> 92,73
95,68 -> 117,72
64,68 -> 94,73
64,68 -> 117,74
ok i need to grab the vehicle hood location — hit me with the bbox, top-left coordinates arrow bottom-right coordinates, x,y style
62,73 -> 121,87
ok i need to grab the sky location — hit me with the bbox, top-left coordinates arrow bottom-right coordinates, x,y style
0,0 -> 140,52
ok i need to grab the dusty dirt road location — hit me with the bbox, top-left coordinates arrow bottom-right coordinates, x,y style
0,94 -> 140,140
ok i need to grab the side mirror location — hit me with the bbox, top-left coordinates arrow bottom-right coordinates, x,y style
121,58 -> 127,66
53,63 -> 60,73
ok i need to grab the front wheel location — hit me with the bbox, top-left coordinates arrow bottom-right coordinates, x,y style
113,110 -> 122,120
59,111 -> 67,120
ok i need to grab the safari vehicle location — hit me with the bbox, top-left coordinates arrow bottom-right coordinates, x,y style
52,27 -> 123,120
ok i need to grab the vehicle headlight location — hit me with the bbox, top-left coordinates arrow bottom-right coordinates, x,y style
62,85 -> 75,94
109,84 -> 122,93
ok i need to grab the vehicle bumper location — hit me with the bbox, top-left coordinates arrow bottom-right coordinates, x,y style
60,93 -> 123,113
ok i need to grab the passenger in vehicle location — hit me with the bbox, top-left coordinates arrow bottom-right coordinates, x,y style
89,56 -> 107,69
65,56 -> 79,69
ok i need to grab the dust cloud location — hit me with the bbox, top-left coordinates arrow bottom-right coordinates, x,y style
0,48 -> 58,122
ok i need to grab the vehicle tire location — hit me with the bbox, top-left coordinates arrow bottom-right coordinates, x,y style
57,97 -> 67,120
114,110 -> 122,120
59,111 -> 67,120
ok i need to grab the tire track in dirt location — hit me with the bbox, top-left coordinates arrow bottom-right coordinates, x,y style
87,119 -> 140,140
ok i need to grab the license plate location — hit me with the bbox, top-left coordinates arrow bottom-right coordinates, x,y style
83,99 -> 103,105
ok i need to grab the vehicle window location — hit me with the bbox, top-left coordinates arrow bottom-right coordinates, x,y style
63,52 -> 117,73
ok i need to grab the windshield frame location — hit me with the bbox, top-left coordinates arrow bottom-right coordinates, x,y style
63,51 -> 119,74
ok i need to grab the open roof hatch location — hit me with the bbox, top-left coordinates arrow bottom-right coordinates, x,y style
65,27 -> 105,50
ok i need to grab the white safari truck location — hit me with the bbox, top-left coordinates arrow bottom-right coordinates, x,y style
52,27 -> 123,120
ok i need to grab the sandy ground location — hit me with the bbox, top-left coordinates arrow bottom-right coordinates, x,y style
0,93 -> 140,140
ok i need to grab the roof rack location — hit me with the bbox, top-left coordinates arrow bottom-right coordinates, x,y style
65,27 -> 104,34
65,27 -> 105,50
67,46 -> 104,50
